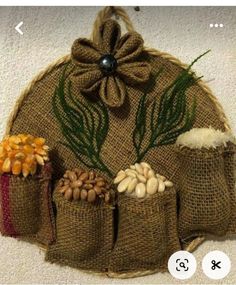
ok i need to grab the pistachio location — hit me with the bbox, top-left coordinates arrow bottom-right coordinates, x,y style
73,188 -> 81,200
84,183 -> 93,190
87,189 -> 96,202
96,181 -> 105,187
74,168 -> 82,176
58,168 -> 112,203
68,171 -> 77,181
70,180 -> 83,188
94,185 -> 102,195
79,172 -> 89,181
80,189 -> 88,200
59,185 -> 69,194
95,177 -> 104,182
105,192 -> 110,203
89,170 -> 95,180
64,188 -> 73,200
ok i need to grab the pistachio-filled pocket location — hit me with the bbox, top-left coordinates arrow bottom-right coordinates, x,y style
0,163 -> 54,242
46,169 -> 115,272
176,128 -> 235,240
109,188 -> 180,273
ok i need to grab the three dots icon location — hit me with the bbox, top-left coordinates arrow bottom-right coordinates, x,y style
210,23 -> 224,28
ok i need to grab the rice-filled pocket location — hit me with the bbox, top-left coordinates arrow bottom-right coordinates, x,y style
176,128 -> 235,240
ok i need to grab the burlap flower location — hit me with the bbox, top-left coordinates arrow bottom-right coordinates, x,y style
71,19 -> 151,108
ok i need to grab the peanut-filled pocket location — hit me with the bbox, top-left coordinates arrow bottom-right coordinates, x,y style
109,188 -> 180,273
0,163 -> 54,243
46,190 -> 114,272
176,128 -> 234,240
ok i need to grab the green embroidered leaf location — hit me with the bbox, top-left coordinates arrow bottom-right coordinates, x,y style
134,51 -> 210,162
52,64 -> 113,177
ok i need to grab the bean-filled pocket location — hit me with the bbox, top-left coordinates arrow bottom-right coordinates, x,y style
109,188 -> 180,273
46,190 -> 114,272
177,146 -> 231,240
0,163 -> 54,242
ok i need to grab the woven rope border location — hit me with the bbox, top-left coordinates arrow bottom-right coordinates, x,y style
4,6 -> 231,278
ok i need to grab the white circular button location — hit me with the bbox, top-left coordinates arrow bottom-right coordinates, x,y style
168,251 -> 197,280
202,250 -> 231,280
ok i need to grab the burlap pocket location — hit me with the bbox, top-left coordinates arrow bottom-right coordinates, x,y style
46,190 -> 114,272
177,146 -> 231,240
224,142 -> 236,234
0,163 -> 55,245
109,188 -> 180,273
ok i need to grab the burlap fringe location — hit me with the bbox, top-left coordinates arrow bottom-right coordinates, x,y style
3,6 -> 232,277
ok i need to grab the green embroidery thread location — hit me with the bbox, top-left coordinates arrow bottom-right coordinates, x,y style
52,65 -> 113,177
133,51 -> 210,162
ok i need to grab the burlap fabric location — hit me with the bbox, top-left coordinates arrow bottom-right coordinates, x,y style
109,188 -> 180,273
9,59 -> 226,186
6,7 -> 233,275
177,146 -> 232,240
46,189 -> 114,272
71,19 -> 151,108
224,142 -> 236,234
0,163 -> 55,245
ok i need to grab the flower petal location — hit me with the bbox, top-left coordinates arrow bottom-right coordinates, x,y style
71,38 -> 101,64
115,32 -> 144,64
71,68 -> 103,91
117,62 -> 151,85
98,19 -> 121,54
99,76 -> 126,107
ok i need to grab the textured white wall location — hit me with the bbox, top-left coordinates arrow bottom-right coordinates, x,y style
0,6 -> 236,284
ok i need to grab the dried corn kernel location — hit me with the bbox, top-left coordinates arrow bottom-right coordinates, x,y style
12,160 -> 22,175
34,137 -> 46,146
2,158 -> 11,173
0,134 -> 49,177
22,163 -> 30,177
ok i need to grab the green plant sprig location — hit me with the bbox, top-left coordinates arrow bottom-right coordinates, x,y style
133,50 -> 210,162
52,65 -> 113,177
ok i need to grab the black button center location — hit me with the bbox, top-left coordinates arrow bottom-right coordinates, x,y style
99,54 -> 117,75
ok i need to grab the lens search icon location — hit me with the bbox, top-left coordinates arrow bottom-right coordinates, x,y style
176,259 -> 189,271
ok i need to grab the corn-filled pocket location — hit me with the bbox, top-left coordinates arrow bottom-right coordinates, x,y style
0,134 -> 55,245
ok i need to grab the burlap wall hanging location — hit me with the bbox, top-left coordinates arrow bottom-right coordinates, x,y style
1,6 -> 235,278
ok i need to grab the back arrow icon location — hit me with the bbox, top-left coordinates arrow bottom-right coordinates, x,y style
15,21 -> 23,35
